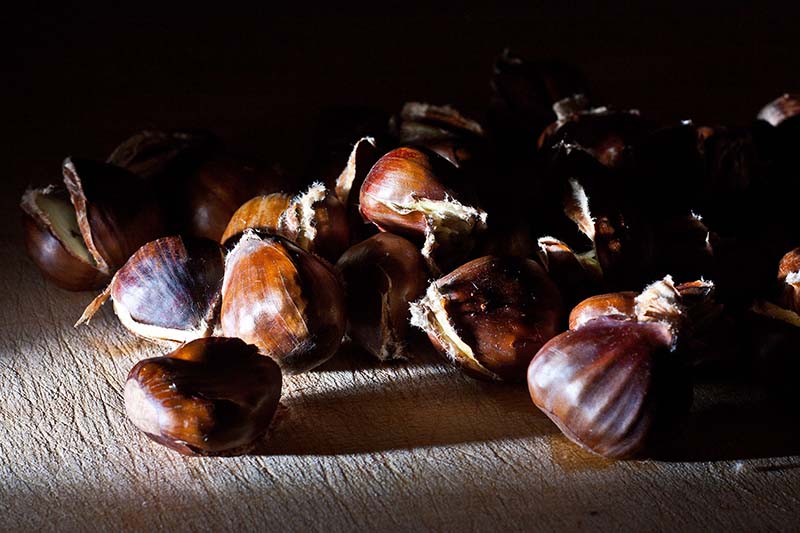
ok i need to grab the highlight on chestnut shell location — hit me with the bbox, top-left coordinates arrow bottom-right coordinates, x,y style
124,337 -> 282,456
359,146 -> 487,274
527,276 -> 711,459
410,255 -> 563,381
76,236 -> 225,345
336,233 -> 428,361
220,231 -> 347,373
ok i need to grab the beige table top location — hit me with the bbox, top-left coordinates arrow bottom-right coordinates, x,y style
2,215 -> 800,531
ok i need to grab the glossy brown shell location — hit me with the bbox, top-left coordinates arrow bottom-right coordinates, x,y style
124,337 -> 282,456
568,291 -> 637,330
336,233 -> 428,360
220,233 -> 346,373
423,256 -> 562,381
528,317 -> 690,458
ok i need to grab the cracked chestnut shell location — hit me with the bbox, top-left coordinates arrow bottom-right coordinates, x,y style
359,147 -> 487,274
124,337 -> 282,456
76,236 -> 225,345
410,256 -> 562,381
20,158 -> 166,290
336,233 -> 427,360
220,232 -> 346,373
221,182 -> 350,262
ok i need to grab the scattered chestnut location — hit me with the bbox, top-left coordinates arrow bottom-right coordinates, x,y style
359,146 -> 487,274
124,337 -> 282,456
76,236 -> 224,345
528,276 -> 705,458
221,182 -> 350,262
20,157 -> 167,290
220,231 -> 346,373
410,256 -> 562,381
106,129 -> 220,180
536,236 -> 602,308
336,233 -> 428,360
21,186 -> 109,291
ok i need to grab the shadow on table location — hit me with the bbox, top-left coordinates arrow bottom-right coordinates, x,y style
652,380 -> 800,464
251,363 -> 557,456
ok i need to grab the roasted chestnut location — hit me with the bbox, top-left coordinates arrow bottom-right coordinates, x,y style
107,129 -> 219,180
21,158 -> 166,291
221,182 -> 350,262
336,233 -> 428,360
124,337 -> 282,456
359,147 -> 487,274
528,277 -> 705,458
410,256 -> 562,381
220,232 -> 346,373
76,236 -> 224,345
777,247 -> 800,313
536,236 -> 602,308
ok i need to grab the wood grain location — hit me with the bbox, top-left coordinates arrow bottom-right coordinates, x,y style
2,235 -> 800,531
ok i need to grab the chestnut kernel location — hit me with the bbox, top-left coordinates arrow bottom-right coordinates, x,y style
220,232 -> 346,373
410,256 -> 562,381
76,236 -> 225,345
124,337 -> 282,456
336,233 -> 428,360
359,147 -> 487,274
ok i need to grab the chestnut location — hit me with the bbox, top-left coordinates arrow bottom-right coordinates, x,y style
221,182 -> 350,262
220,231 -> 346,373
536,236 -> 602,308
528,276 -> 706,458
124,337 -> 282,456
410,256 -> 562,381
389,102 -> 486,167
76,236 -> 225,345
359,147 -> 487,274
777,247 -> 800,313
20,158 -> 166,290
336,233 -> 428,360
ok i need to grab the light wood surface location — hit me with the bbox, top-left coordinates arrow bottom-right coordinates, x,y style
2,228 -> 800,531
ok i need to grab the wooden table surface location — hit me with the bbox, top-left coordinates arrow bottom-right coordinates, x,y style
5,5 -> 800,530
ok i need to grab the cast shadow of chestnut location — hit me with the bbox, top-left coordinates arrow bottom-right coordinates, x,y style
651,380 -> 800,464
250,364 -> 557,456
310,335 -> 443,373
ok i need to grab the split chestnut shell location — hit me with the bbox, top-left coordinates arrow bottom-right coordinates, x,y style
410,256 -> 562,381
76,236 -> 225,345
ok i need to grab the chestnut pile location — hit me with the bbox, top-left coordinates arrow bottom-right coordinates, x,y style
21,50 -> 800,458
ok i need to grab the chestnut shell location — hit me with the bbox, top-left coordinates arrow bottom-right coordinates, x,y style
528,317 -> 691,458
124,337 -> 282,456
412,256 -> 562,381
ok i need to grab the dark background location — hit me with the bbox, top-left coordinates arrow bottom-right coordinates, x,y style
5,3 -> 800,226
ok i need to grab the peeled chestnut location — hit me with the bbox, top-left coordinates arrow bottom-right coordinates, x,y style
528,277 -> 703,458
124,337 -> 282,456
336,233 -> 427,360
76,236 -> 224,345
220,231 -> 346,373
221,182 -> 350,262
410,256 -> 562,381
359,146 -> 487,274
21,158 -> 166,291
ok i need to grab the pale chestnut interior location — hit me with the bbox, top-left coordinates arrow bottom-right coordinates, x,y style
36,192 -> 95,265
